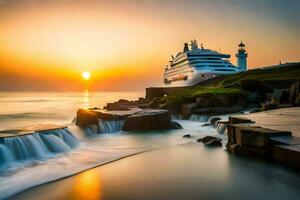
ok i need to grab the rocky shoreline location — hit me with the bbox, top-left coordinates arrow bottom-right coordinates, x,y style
73,63 -> 300,169
76,104 -> 182,132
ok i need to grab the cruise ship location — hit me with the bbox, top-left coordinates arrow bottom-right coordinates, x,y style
163,40 -> 247,87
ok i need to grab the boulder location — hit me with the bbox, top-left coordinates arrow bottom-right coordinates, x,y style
76,109 -> 99,127
171,121 -> 183,129
122,109 -> 182,131
105,99 -> 138,111
181,103 -> 197,118
196,98 -> 211,108
183,134 -> 191,138
210,117 -> 221,128
198,136 -> 222,147
76,108 -> 139,129
204,139 -> 222,147
227,124 -> 292,148
201,136 -> 222,143
106,103 -> 130,111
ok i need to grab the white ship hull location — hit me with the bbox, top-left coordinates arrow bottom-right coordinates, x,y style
163,69 -> 239,87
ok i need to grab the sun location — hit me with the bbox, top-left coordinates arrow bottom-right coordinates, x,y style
82,71 -> 91,80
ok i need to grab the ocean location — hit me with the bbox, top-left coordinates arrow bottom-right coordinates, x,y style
0,91 -> 223,199
1,92 -> 300,199
0,91 -> 144,130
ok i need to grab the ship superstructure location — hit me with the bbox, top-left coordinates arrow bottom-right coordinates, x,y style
163,40 -> 247,87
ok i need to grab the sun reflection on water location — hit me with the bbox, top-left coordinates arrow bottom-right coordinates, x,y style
73,170 -> 103,200
83,89 -> 90,108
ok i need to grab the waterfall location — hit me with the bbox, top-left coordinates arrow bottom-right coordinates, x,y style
189,115 -> 211,122
0,144 -> 15,164
0,128 -> 78,171
98,119 -> 124,133
215,122 -> 227,135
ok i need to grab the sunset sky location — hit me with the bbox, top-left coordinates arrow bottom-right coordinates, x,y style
0,0 -> 299,91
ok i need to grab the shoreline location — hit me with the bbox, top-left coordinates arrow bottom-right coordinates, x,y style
10,142 -> 300,200
1,135 -> 195,200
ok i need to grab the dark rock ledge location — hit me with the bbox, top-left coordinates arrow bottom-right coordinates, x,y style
76,107 -> 182,132
226,116 -> 300,169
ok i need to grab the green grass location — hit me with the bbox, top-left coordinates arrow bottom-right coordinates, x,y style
161,86 -> 244,105
219,64 -> 300,87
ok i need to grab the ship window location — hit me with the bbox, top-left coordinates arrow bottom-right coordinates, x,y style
214,69 -> 235,71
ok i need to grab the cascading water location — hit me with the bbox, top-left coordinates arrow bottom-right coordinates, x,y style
189,114 -> 211,122
0,144 -> 15,165
0,128 -> 79,172
215,122 -> 227,135
98,119 -> 124,133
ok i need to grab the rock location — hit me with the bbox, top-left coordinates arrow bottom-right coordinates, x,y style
106,103 -> 130,111
226,143 -> 266,157
196,98 -> 211,108
271,89 -> 289,104
227,124 -> 292,149
182,134 -> 191,138
204,139 -> 222,147
106,99 -> 138,111
122,109 -> 181,131
194,107 -> 244,115
181,103 -> 197,118
201,136 -> 222,143
272,144 -> 300,168
228,117 -> 254,124
201,123 -> 211,127
170,121 -> 183,129
76,109 -> 99,127
197,136 -> 222,147
118,99 -> 130,103
260,102 -> 278,111
210,117 -> 221,128
193,108 -> 211,114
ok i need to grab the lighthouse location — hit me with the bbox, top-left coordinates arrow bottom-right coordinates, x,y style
235,42 -> 248,71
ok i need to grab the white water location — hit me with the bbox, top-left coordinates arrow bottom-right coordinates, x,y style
189,114 -> 212,122
98,119 -> 125,133
0,128 -> 79,174
0,119 -> 223,199
215,122 -> 227,135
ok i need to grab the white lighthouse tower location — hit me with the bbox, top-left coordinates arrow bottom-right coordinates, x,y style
235,42 -> 248,71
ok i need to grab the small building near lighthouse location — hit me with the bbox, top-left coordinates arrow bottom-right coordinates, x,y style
236,42 -> 248,72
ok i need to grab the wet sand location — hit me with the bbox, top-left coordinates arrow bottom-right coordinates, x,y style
10,142 -> 300,200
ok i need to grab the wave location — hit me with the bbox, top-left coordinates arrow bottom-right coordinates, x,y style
0,112 -> 58,120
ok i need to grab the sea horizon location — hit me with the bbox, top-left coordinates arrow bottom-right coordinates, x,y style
1,0 -> 300,199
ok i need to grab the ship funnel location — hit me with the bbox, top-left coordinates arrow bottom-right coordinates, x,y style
183,43 -> 189,52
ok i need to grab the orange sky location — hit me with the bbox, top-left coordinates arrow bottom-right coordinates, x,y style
0,0 -> 299,91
